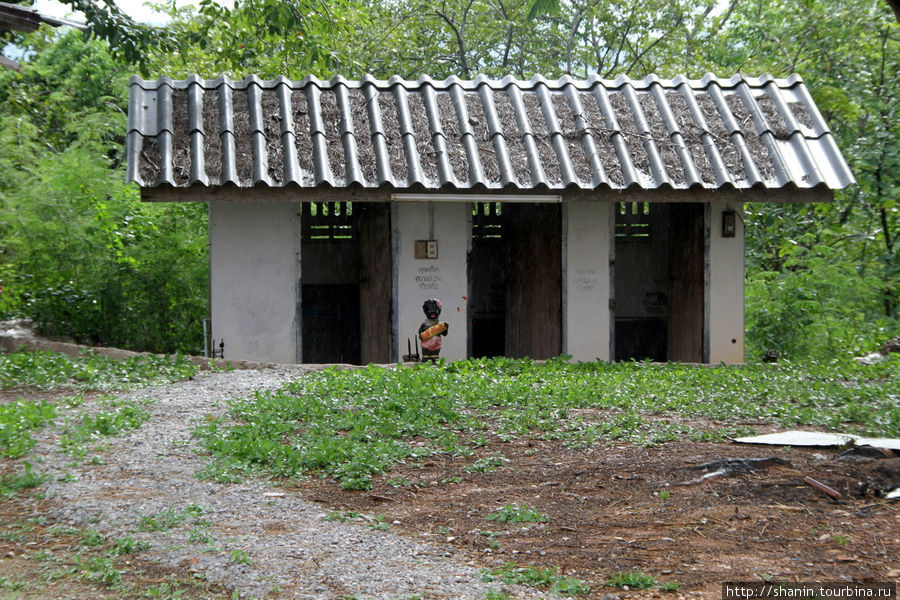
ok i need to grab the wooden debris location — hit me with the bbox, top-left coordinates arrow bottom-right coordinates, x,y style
803,476 -> 842,499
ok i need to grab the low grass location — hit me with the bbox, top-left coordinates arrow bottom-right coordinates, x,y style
0,349 -> 197,459
482,562 -> 590,595
193,355 -> 898,490
0,400 -> 57,457
0,349 -> 197,391
486,503 -> 548,524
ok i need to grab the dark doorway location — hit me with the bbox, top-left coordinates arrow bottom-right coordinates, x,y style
301,202 -> 391,364
613,202 -> 704,362
468,203 -> 562,359
666,203 -> 704,363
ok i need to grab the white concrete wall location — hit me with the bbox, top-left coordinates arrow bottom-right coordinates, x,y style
393,202 -> 470,361
209,201 -> 302,363
707,200 -> 745,364
563,201 -> 612,362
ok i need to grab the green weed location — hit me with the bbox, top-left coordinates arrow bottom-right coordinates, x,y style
479,530 -> 503,550
192,357 -> 899,489
605,570 -> 658,589
464,453 -> 508,473
0,350 -> 197,390
80,528 -> 104,547
482,562 -> 589,594
136,504 -> 207,533
367,513 -> 390,531
486,503 -> 548,524
60,403 -> 150,458
112,535 -> 150,555
71,552 -> 122,586
660,581 -> 682,592
0,400 -> 57,457
0,462 -> 51,498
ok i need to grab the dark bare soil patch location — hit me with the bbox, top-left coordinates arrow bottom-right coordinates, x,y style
300,439 -> 899,597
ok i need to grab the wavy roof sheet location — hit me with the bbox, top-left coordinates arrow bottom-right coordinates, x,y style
126,73 -> 854,194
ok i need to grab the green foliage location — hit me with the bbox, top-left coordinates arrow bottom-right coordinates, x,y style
464,453 -> 508,473
0,462 -> 51,498
111,535 -> 150,555
0,400 -> 57,457
744,248 -> 894,359
70,552 -> 122,586
605,570 -> 679,591
41,0 -> 177,75
60,402 -> 150,458
486,503 -> 549,524
605,570 -> 659,589
193,358 -> 899,489
724,0 -> 899,352
0,350 -> 197,390
136,504 -> 207,533
0,32 -> 209,355
482,562 -> 590,594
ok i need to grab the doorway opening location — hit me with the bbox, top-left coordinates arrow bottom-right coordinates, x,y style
468,202 -> 561,359
301,202 -> 391,364
613,202 -> 704,362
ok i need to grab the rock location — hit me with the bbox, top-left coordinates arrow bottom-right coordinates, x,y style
880,336 -> 900,355
855,352 -> 885,366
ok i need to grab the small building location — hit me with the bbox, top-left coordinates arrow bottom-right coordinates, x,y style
126,74 -> 854,365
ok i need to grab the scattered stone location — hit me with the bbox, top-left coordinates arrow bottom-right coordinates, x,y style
880,337 -> 900,355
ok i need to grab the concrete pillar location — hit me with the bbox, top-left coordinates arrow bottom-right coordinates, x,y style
706,200 -> 745,364
393,202 -> 470,361
563,201 -> 612,362
209,200 -> 302,363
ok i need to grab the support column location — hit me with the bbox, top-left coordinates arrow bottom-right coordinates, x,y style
209,200 -> 302,363
563,201 -> 612,362
706,200 -> 745,364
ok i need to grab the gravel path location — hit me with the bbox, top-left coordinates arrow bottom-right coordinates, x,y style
36,367 -> 551,600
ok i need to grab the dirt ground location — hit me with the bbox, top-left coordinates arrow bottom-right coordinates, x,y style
1,382 -> 898,599
303,437 -> 900,596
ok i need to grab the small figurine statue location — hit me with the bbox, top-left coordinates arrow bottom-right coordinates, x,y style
418,298 -> 449,362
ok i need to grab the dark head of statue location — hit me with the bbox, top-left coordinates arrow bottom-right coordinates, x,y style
422,298 -> 442,319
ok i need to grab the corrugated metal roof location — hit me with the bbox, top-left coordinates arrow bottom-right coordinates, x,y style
0,1 -> 85,33
126,73 -> 855,194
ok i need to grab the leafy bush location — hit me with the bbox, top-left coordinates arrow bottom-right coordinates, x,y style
746,255 -> 895,361
0,32 -> 209,355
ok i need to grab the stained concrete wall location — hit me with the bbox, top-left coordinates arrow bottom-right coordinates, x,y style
563,201 -> 612,362
707,200 -> 745,364
209,201 -> 302,364
393,202 -> 470,361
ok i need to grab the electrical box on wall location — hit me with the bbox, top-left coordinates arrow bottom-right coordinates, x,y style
415,240 -> 438,259
722,210 -> 737,238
